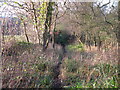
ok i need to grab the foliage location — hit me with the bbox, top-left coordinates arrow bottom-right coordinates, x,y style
1,1 -> 119,89
54,30 -> 76,46
36,75 -> 52,88
64,63 -> 118,88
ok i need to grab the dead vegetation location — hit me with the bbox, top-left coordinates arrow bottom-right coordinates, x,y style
1,40 -> 118,88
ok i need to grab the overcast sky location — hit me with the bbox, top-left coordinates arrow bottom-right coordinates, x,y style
0,0 -> 118,17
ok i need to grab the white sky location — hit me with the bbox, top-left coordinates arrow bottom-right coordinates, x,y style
0,0 -> 118,17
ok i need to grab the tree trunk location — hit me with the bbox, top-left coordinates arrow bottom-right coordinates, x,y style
23,22 -> 29,43
31,1 -> 41,44
117,1 -> 120,88
2,18 -> 6,44
97,35 -> 102,51
118,2 -> 120,54
43,1 -> 53,51
52,4 -> 58,49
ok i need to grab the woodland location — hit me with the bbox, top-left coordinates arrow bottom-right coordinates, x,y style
0,0 -> 120,88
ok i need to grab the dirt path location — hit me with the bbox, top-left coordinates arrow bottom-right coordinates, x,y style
51,46 -> 65,88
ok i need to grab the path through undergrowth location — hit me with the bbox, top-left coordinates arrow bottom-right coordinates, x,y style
2,41 -> 118,88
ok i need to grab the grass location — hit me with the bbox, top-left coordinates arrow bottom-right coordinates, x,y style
62,60 -> 118,88
3,41 -> 33,56
4,35 -> 26,42
67,43 -> 84,51
64,59 -> 80,73
2,41 -> 54,88
2,37 -> 119,88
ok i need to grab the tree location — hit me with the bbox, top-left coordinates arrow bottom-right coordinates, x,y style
118,1 -> 120,88
20,16 -> 30,43
118,1 -> 120,52
43,1 -> 54,51
59,2 -> 118,51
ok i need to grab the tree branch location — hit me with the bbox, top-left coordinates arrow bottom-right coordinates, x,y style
99,0 -> 111,8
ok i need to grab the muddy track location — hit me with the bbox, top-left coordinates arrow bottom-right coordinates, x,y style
51,47 -> 65,88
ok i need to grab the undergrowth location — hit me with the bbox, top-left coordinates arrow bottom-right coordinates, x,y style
62,59 -> 118,88
2,41 -> 119,88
